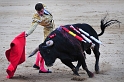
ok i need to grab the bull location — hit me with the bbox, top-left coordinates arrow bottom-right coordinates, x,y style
39,16 -> 120,78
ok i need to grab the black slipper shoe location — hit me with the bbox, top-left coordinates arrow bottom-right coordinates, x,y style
33,64 -> 40,69
39,70 -> 52,73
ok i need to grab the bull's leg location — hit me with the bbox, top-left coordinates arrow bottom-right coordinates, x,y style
61,59 -> 79,76
78,53 -> 94,78
93,46 -> 100,74
75,61 -> 81,71
76,52 -> 86,71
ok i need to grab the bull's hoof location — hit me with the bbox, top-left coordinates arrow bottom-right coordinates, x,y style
88,72 -> 94,78
95,65 -> 99,73
73,71 -> 80,76
95,71 -> 100,74
72,68 -> 79,76
73,73 -> 80,76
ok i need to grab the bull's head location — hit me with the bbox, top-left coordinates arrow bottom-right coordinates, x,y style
39,40 -> 57,67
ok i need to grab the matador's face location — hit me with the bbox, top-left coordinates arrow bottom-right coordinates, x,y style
37,8 -> 44,16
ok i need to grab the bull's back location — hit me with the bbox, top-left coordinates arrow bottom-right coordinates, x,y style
73,23 -> 98,39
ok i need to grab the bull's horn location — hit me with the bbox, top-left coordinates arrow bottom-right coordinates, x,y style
46,40 -> 54,46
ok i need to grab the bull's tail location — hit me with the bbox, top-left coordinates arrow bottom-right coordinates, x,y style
98,15 -> 121,36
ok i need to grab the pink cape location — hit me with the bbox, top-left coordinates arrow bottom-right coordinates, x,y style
5,32 -> 26,79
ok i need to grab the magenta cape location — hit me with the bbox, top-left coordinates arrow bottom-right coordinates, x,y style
5,32 -> 26,79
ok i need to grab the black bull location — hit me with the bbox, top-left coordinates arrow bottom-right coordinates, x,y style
39,17 -> 120,78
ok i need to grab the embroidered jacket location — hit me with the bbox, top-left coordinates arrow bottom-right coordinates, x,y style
26,9 -> 54,36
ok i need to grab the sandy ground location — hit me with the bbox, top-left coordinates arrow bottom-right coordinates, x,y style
0,0 -> 124,82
